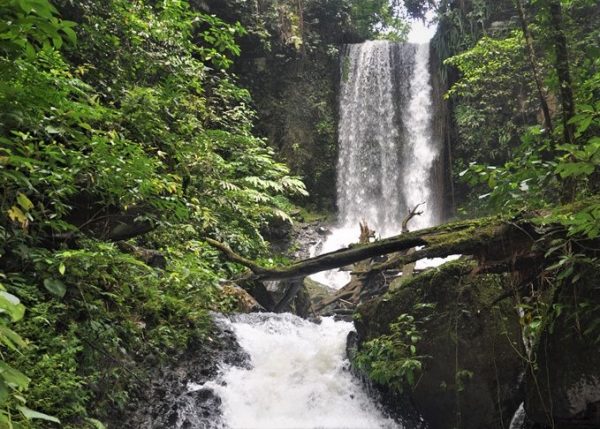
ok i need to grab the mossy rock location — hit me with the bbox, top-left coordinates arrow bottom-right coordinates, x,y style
304,276 -> 337,307
355,259 -> 524,429
525,261 -> 600,428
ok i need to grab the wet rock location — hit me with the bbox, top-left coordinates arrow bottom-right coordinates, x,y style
261,216 -> 293,241
524,262 -> 600,428
317,226 -> 331,235
250,219 -> 334,318
111,317 -> 248,429
354,260 -> 524,429
220,284 -> 265,313
304,276 -> 337,308
247,280 -> 276,311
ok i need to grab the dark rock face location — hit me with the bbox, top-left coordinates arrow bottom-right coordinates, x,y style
354,260 -> 524,429
259,219 -> 332,318
524,262 -> 600,429
111,317 -> 248,429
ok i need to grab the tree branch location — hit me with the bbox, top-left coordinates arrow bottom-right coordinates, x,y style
402,202 -> 424,233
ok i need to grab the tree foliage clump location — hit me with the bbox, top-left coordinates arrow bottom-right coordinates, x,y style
0,0 -> 308,426
430,0 -> 599,228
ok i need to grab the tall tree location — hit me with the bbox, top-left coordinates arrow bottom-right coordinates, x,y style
547,0 -> 576,145
514,0 -> 554,133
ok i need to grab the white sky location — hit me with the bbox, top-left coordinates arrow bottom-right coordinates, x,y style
408,19 -> 437,43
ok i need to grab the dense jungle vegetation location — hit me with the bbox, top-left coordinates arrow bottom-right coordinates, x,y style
0,0 -> 410,426
0,0 -> 598,427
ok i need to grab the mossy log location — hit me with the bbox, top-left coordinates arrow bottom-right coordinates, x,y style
206,214 -> 541,281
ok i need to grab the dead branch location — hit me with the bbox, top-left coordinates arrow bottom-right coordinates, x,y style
402,203 -> 424,233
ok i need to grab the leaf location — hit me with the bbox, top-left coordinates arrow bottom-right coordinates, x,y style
556,162 -> 595,178
7,206 -> 28,229
58,263 -> 66,276
0,325 -> 27,351
0,292 -> 25,322
84,418 -> 107,429
0,361 -> 30,389
17,406 -> 60,423
16,193 -> 33,211
61,26 -> 77,44
0,379 -> 8,405
43,278 -> 66,298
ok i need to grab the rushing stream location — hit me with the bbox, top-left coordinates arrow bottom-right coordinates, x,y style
203,314 -> 400,429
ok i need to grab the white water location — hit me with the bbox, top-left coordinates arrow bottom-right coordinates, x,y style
311,41 -> 443,289
403,44 -> 437,231
204,313 -> 400,429
189,40 -> 445,429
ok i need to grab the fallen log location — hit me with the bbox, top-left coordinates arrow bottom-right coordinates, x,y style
206,214 -> 539,282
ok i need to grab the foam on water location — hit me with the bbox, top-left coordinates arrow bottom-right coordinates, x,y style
205,313 -> 400,429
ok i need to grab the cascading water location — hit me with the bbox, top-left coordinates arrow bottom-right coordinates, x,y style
402,44 -> 438,230
312,41 -> 442,288
184,39 -> 443,429
202,314 -> 400,429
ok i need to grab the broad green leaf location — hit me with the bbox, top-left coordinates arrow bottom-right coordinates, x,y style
16,193 -> 33,211
0,292 -> 25,322
17,406 -> 60,423
0,325 -> 27,351
0,361 -> 30,389
7,206 -> 28,228
62,26 -> 77,44
43,278 -> 66,298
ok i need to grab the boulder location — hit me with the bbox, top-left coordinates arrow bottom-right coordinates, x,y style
220,284 -> 265,313
524,262 -> 600,428
354,260 -> 524,429
113,318 -> 248,428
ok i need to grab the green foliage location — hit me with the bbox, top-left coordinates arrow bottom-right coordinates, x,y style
445,31 -> 538,169
348,0 -> 409,41
445,0 -> 599,241
0,0 -> 309,426
4,238 -> 223,427
0,0 -> 76,57
355,304 -> 434,392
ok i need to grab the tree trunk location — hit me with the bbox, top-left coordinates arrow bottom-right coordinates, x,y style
547,0 -> 577,202
207,215 -> 539,282
548,0 -> 575,145
514,0 -> 554,133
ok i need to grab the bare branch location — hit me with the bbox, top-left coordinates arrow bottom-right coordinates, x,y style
402,202 -> 425,233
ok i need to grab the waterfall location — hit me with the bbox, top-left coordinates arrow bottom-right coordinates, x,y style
402,44 -> 438,230
311,41 -> 443,288
203,314 -> 400,429
182,40 -> 442,429
337,41 -> 403,234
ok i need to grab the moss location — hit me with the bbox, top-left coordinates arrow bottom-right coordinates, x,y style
355,259 -> 524,429
525,260 -> 600,426
295,206 -> 334,223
